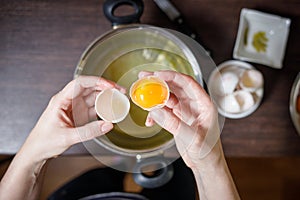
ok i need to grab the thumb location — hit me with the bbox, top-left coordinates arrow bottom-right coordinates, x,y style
149,108 -> 182,136
74,120 -> 113,143
149,108 -> 198,153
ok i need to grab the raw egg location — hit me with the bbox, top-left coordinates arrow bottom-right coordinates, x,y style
95,88 -> 130,123
130,76 -> 169,111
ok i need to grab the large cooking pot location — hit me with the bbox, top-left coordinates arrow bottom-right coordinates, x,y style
73,0 -> 223,188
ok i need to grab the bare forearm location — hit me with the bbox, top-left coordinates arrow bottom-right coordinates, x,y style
192,150 -> 240,200
0,76 -> 116,200
0,150 -> 47,200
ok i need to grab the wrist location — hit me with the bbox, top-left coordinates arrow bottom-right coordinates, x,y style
190,139 -> 226,173
15,147 -> 48,178
16,130 -> 50,176
191,154 -> 227,177
19,127 -> 52,164
190,146 -> 240,200
0,144 -> 48,200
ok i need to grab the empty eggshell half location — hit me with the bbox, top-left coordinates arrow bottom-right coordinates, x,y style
210,71 -> 239,96
95,88 -> 130,123
219,94 -> 241,114
221,72 -> 239,94
240,69 -> 263,92
234,90 -> 255,112
219,90 -> 255,114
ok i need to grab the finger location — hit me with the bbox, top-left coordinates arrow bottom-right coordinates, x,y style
165,93 -> 179,109
165,92 -> 198,126
56,76 -> 125,109
138,70 -> 204,100
88,107 -> 98,121
149,107 -> 220,160
82,88 -> 94,97
156,71 -> 213,123
66,76 -> 117,99
138,71 -> 153,79
145,113 -> 155,127
83,90 -> 99,108
145,93 -> 179,126
77,76 -> 126,97
137,71 -> 201,125
72,97 -> 90,127
54,76 -> 108,109
153,70 -> 206,100
139,70 -> 203,97
139,70 -> 206,107
149,108 -> 198,148
71,120 -> 113,144
149,107 -> 184,136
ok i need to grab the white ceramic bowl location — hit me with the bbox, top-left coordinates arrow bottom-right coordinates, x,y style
233,8 -> 291,69
208,60 -> 264,119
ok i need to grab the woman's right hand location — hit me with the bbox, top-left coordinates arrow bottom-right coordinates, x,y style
140,70 -> 223,170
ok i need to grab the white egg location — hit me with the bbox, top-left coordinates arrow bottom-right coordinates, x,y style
219,94 -> 241,113
221,72 -> 239,94
240,69 -> 263,92
234,90 -> 255,112
95,88 -> 130,123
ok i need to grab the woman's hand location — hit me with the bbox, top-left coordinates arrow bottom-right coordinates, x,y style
141,71 -> 239,200
20,75 -> 125,164
140,70 -> 222,170
0,76 -> 125,200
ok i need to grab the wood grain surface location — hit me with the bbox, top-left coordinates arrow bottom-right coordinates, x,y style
0,0 -> 299,156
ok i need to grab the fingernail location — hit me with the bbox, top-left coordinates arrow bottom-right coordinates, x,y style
101,123 -> 113,132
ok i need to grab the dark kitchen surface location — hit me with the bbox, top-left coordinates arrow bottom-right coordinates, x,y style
0,0 -> 300,156
2,155 -> 300,199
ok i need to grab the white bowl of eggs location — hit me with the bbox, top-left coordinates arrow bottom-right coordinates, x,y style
208,60 -> 264,119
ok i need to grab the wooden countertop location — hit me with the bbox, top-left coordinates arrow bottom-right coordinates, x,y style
0,0 -> 299,156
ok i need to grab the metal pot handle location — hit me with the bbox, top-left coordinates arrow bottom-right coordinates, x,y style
103,0 -> 144,27
132,157 -> 174,188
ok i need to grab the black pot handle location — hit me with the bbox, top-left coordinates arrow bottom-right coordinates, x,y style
103,0 -> 144,26
132,157 -> 174,188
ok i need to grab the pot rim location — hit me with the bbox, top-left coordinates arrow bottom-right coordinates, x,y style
94,135 -> 176,158
75,24 -> 202,84
74,24 -> 203,158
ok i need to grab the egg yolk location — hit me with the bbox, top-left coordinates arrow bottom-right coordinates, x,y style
132,82 -> 168,109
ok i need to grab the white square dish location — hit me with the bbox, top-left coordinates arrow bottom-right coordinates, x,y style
233,8 -> 291,69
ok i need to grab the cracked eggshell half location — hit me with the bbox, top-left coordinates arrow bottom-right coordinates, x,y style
130,76 -> 170,111
240,69 -> 264,92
